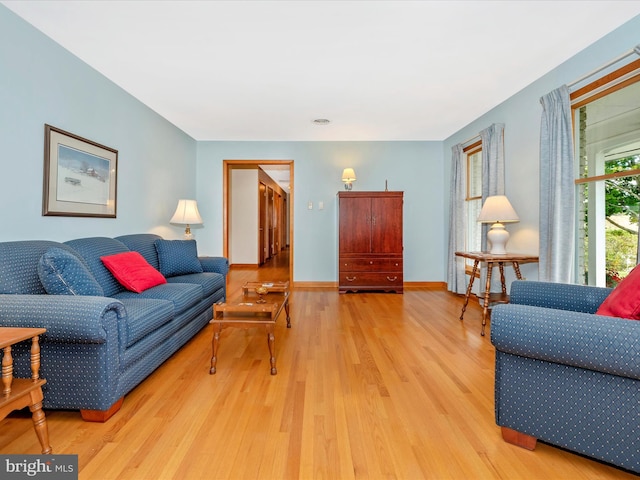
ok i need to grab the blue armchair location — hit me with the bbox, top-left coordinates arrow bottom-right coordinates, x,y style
491,280 -> 640,474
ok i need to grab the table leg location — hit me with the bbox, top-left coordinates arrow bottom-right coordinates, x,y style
498,262 -> 507,294
512,261 -> 523,279
29,388 -> 52,454
210,323 -> 221,375
2,345 -> 12,396
266,325 -> 277,375
481,263 -> 493,336
460,260 -> 480,321
285,300 -> 291,328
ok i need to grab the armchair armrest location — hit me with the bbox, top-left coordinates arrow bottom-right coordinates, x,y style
199,256 -> 229,276
0,295 -> 125,343
509,280 -> 611,314
491,303 -> 640,381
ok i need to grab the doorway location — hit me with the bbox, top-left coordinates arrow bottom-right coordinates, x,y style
223,160 -> 293,285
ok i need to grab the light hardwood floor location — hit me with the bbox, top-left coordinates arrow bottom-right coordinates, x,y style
0,249 -> 636,479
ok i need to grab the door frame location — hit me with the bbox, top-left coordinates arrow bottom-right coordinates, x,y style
223,159 -> 294,283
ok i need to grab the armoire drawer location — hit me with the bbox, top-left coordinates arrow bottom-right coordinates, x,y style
339,257 -> 403,272
339,272 -> 403,292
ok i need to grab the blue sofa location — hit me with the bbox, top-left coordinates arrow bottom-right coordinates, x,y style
0,233 -> 228,421
491,280 -> 640,474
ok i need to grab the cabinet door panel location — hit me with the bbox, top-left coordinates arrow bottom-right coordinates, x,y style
339,196 -> 371,253
371,196 -> 403,254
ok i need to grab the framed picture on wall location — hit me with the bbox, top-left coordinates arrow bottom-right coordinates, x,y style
42,124 -> 118,217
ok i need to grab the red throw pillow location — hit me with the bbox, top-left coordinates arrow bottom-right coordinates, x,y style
101,252 -> 166,293
596,264 -> 640,319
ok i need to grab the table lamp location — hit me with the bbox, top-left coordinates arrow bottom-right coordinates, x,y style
477,195 -> 519,254
170,199 -> 203,239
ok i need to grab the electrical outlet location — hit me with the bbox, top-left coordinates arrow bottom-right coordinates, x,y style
308,201 -> 313,210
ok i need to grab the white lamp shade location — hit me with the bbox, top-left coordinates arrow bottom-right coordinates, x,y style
170,199 -> 203,225
341,168 -> 356,182
477,195 -> 519,223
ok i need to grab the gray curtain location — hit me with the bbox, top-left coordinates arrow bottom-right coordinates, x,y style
447,143 -> 466,294
539,85 -> 575,283
447,124 -> 505,294
480,123 -> 506,249
478,124 -> 505,293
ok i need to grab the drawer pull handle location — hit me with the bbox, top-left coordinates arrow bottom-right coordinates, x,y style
346,276 -> 357,282
387,276 -> 398,282
369,261 -> 373,264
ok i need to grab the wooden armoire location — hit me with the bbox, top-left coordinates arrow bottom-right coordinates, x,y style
337,191 -> 403,293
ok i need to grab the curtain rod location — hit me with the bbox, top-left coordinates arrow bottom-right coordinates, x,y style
568,44 -> 640,89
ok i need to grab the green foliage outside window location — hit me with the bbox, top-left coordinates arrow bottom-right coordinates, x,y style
603,155 -> 640,286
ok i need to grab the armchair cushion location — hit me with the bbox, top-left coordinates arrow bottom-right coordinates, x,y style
101,251 -> 167,294
154,239 -> 203,277
596,264 -> 640,319
37,247 -> 104,296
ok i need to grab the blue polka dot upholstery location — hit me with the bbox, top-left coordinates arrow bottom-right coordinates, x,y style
154,239 -> 203,276
0,234 -> 228,414
114,282 -> 203,315
491,280 -> 640,474
118,234 -> 228,298
37,246 -> 104,296
64,237 -> 130,297
0,240 -> 77,294
116,233 -> 162,270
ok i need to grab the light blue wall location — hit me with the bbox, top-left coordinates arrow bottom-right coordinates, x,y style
3,2 -> 639,285
197,141 -> 444,282
442,14 -> 640,285
0,6 -> 197,243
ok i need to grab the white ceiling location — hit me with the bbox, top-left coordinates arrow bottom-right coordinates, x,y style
3,1 -> 640,141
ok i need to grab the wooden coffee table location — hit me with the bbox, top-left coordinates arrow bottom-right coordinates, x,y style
210,281 -> 290,375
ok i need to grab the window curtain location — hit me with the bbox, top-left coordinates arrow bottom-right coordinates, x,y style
539,85 -> 575,283
478,123 -> 506,292
447,123 -> 505,294
480,124 -> 506,217
447,143 -> 466,293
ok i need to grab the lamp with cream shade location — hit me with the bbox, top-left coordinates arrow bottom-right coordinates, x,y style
477,195 -> 519,254
341,168 -> 356,190
170,199 -> 203,239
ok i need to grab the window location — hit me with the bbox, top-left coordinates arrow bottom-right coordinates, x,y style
572,59 -> 640,287
464,141 -> 482,271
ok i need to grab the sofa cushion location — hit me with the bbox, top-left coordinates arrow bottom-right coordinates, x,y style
116,234 -> 162,270
37,247 -> 104,296
113,282 -> 203,315
596,264 -> 640,319
166,272 -> 225,298
154,239 -> 203,277
101,251 -> 167,294
0,240 -> 78,295
118,298 -> 175,348
64,237 -> 131,297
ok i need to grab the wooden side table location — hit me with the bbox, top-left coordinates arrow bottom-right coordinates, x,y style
455,252 -> 539,336
0,327 -> 52,454
210,281 -> 290,375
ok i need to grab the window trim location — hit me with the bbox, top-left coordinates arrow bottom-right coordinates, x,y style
464,140 -> 482,201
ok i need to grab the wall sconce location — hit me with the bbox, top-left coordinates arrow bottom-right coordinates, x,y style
477,195 -> 519,254
170,199 -> 203,239
341,168 -> 356,190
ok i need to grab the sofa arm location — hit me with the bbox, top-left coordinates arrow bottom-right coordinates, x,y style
491,303 -> 640,380
199,256 -> 229,276
0,294 -> 125,343
509,280 -> 611,314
